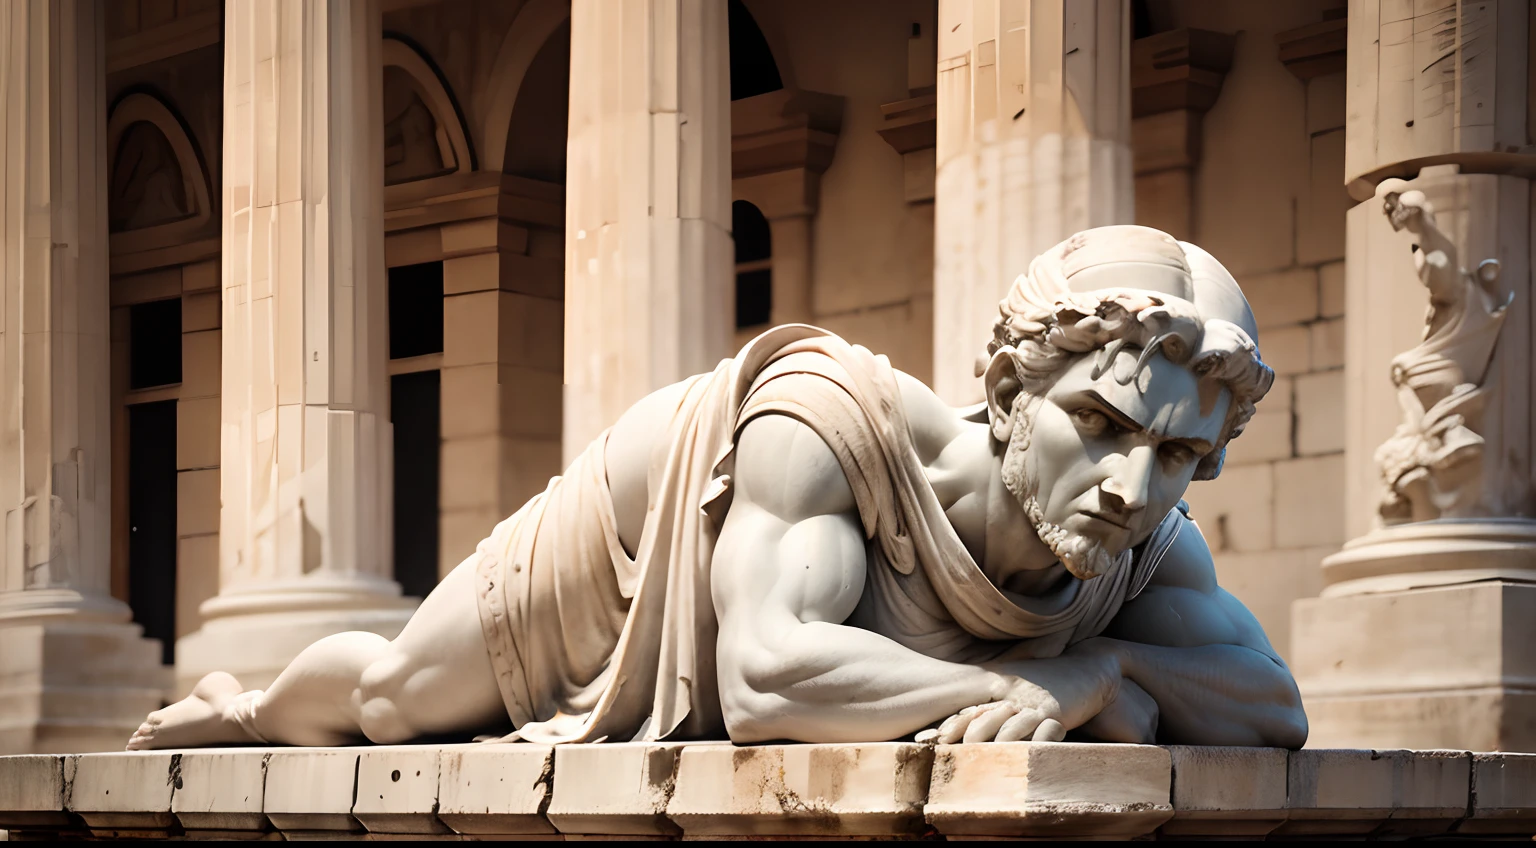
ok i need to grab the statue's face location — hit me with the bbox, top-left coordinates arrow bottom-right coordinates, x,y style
1001,347 -> 1231,579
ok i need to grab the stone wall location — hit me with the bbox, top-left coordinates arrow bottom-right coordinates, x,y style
1142,0 -> 1351,663
1,743 -> 1531,839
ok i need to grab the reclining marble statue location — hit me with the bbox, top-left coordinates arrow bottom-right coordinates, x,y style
129,225 -> 1308,751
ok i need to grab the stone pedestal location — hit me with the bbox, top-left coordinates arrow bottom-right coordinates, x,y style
173,0 -> 413,695
932,0 -> 1133,405
0,0 -> 168,753
562,0 -> 734,461
1291,0 -> 1536,752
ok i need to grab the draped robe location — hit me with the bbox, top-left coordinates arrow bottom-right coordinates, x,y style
473,326 -> 1179,744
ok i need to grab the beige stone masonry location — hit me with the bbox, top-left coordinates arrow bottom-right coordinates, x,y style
1280,748 -> 1471,837
68,751 -> 177,835
0,0 -> 167,756
261,749 -> 363,836
169,748 -> 270,836
2,743 -> 1534,839
924,742 -> 1173,839
436,744 -> 557,836
1162,746 -> 1288,837
563,0 -> 734,461
175,0 -> 416,695
667,742 -> 933,837
545,743 -> 684,836
932,0 -> 1133,405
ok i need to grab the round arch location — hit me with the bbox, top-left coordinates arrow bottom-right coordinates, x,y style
106,92 -> 212,247
481,0 -> 571,174
382,35 -> 476,175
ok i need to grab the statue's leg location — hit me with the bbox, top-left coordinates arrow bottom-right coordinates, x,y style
128,556 -> 508,749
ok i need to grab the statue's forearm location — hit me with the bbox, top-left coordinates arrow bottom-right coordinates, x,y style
723,620 -> 1011,743
1089,638 -> 1308,748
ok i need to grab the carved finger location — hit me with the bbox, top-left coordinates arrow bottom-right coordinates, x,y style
962,704 -> 1018,744
936,710 -> 978,744
1031,718 -> 1066,742
914,728 -> 939,744
994,709 -> 1046,742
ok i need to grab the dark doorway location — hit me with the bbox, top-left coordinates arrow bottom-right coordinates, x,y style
128,400 -> 178,664
733,200 -> 773,328
389,262 -> 445,358
129,298 -> 182,389
391,370 -> 441,601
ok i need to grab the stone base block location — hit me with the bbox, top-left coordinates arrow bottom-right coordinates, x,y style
924,742 -> 1173,839
545,744 -> 683,836
0,621 -> 168,754
1292,580 -> 1536,752
175,598 -> 416,697
667,743 -> 933,837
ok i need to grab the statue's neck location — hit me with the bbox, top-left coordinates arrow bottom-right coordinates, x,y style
926,423 -> 1067,597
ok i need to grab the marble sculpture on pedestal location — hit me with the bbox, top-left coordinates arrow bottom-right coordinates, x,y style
1374,180 -> 1514,523
128,225 -> 1308,751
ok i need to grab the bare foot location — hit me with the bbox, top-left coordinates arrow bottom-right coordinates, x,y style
126,672 -> 262,750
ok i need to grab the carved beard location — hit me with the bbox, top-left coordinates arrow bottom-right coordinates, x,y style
999,394 -> 1127,581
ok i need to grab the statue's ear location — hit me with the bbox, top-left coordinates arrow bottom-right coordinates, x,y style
982,350 -> 1024,443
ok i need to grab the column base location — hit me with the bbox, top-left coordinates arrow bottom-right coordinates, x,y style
1319,518 -> 1536,596
175,578 -> 417,697
1292,580 -> 1536,752
0,621 -> 169,754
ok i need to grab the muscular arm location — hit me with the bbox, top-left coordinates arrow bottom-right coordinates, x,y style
713,414 -> 1119,744
1093,514 -> 1309,748
713,414 -> 1007,742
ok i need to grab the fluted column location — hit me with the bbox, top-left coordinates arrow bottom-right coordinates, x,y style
1292,0 -> 1536,751
175,0 -> 412,694
562,0 -> 733,461
932,0 -> 1133,405
0,0 -> 166,753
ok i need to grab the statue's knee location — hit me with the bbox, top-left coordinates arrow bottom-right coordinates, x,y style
356,654 -> 418,744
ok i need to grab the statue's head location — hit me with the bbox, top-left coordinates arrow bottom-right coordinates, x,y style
982,225 -> 1273,581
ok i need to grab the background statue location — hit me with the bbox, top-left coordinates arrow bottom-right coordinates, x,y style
1375,180 -> 1513,524
127,225 -> 1307,752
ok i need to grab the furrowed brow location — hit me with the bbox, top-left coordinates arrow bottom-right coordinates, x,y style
1082,389 -> 1146,433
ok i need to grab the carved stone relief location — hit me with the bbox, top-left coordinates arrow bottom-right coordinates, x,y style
109,121 -> 192,233
1374,181 -> 1513,524
383,64 -> 454,186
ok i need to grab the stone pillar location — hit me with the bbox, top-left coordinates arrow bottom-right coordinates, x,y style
932,0 -> 1133,405
1291,0 -> 1536,752
0,0 -> 167,753
175,0 -> 413,695
563,0 -> 733,460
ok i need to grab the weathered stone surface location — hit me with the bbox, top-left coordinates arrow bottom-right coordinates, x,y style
1279,748 -> 1470,836
1161,746 -> 1287,836
261,749 -> 362,834
437,744 -> 557,836
545,744 -> 682,836
1462,753 -> 1536,834
924,743 -> 1173,839
667,743 -> 933,837
0,755 -> 69,828
68,752 -> 176,833
170,749 -> 270,833
353,745 -> 453,835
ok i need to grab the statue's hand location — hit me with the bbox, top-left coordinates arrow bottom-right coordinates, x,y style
1378,179 -> 1430,234
919,647 -> 1121,743
1078,678 -> 1158,744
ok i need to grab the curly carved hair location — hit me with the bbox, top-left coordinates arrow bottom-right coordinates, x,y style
988,227 -> 1275,481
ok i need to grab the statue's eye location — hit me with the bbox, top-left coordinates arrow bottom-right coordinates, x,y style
1072,408 -> 1110,435
1159,442 -> 1195,466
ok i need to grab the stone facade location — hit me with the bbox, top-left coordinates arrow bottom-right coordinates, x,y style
0,0 -> 1532,762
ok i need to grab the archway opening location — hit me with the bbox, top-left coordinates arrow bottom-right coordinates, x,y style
728,0 -> 783,101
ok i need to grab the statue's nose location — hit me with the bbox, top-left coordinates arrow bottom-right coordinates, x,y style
1100,445 -> 1154,515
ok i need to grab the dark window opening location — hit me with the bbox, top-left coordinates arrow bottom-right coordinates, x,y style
728,0 -> 783,101
388,262 -> 445,359
391,370 -> 441,601
129,298 -> 182,389
733,200 -> 772,328
128,400 -> 178,664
